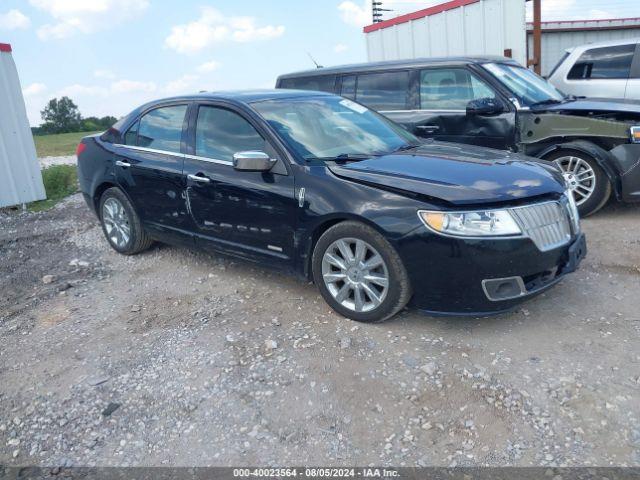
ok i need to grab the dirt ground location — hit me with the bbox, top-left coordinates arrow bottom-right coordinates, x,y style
1,194 -> 639,468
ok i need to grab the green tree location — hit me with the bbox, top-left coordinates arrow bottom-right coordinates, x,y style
40,96 -> 82,134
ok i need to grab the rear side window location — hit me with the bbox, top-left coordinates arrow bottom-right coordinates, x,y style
136,105 -> 187,153
279,76 -> 337,93
568,44 -> 636,80
341,75 -> 356,100
355,71 -> 410,111
420,69 -> 496,110
124,120 -> 139,145
195,106 -> 265,161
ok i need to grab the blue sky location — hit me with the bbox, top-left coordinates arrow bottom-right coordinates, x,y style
0,0 -> 637,125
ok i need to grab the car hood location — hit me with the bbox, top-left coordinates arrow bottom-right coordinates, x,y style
538,97 -> 640,116
327,142 -> 565,206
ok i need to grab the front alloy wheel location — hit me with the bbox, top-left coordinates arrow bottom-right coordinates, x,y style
321,238 -> 389,313
312,221 -> 412,323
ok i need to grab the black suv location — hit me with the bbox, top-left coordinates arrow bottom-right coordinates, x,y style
277,57 -> 640,216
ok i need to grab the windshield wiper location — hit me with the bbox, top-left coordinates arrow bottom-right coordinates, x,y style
305,153 -> 373,163
529,98 -> 564,108
390,143 -> 421,153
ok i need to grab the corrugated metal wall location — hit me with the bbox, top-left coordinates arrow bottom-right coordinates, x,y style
365,0 -> 527,67
527,19 -> 640,76
0,44 -> 45,208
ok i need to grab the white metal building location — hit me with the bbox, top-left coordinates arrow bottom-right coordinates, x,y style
364,0 -> 528,66
526,17 -> 640,76
0,43 -> 45,208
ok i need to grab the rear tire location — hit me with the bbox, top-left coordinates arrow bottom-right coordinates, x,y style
312,221 -> 412,323
99,187 -> 153,255
545,149 -> 611,217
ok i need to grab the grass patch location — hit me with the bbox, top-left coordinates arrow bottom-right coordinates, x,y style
29,164 -> 79,212
34,131 -> 101,157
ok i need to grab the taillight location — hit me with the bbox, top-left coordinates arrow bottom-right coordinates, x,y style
76,142 -> 86,156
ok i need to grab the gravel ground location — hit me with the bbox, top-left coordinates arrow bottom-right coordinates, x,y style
0,194 -> 639,468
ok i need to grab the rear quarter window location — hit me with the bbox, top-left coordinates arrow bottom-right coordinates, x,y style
279,75 -> 337,92
568,44 -> 636,80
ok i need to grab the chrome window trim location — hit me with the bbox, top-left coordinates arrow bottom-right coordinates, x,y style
184,153 -> 233,166
379,109 -> 466,114
113,144 -> 184,158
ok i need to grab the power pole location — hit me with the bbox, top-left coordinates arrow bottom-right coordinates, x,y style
372,1 -> 392,23
531,0 -> 542,74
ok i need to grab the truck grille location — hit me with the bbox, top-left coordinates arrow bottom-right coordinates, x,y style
510,200 -> 572,252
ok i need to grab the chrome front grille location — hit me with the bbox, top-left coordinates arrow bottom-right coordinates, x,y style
510,200 -> 572,252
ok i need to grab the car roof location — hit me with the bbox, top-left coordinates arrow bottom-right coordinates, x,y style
569,37 -> 640,52
278,56 -> 520,79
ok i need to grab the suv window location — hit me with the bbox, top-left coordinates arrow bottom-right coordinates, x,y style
195,106 -> 265,161
355,71 -> 410,111
568,44 -> 636,80
420,69 -> 496,110
279,76 -> 336,92
136,105 -> 187,153
341,75 -> 356,100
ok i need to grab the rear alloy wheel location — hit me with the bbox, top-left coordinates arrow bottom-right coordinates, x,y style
99,187 -> 153,255
546,150 -> 611,217
312,221 -> 411,322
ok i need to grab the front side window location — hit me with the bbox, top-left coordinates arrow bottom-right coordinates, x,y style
355,71 -> 410,111
420,68 -> 496,110
252,96 -> 419,161
195,106 -> 265,161
568,44 -> 636,80
136,105 -> 187,153
279,76 -> 337,93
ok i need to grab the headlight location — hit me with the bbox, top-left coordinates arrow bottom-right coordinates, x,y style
631,126 -> 640,144
418,209 -> 522,237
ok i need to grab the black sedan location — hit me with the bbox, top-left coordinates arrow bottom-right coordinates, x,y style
77,90 -> 586,322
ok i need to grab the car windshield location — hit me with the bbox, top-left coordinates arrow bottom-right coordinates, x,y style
484,63 -> 566,107
251,96 -> 420,161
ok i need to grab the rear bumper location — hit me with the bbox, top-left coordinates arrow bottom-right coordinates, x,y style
398,230 -> 586,316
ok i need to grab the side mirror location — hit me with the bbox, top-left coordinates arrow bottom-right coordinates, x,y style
232,151 -> 277,172
466,98 -> 504,116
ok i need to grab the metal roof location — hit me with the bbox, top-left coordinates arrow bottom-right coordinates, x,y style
277,56 -> 519,79
0,43 -> 45,208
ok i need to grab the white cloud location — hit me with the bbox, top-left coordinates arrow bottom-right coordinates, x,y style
0,9 -> 31,30
111,79 -> 156,94
164,74 -> 200,95
165,7 -> 285,54
30,0 -> 149,39
56,84 -> 109,98
334,43 -> 348,53
338,1 -> 370,28
196,60 -> 221,73
94,69 -> 116,80
23,83 -> 47,97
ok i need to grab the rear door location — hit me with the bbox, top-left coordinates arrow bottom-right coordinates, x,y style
183,102 -> 296,268
113,103 -> 192,242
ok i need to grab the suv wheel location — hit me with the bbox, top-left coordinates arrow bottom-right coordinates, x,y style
312,221 -> 412,322
545,149 -> 611,217
99,187 -> 153,255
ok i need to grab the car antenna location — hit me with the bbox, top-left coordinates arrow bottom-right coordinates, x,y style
306,52 -> 323,69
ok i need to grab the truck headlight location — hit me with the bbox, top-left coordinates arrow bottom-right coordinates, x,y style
418,209 -> 522,237
631,126 -> 640,144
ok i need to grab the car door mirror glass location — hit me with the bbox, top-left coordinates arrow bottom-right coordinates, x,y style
232,151 -> 277,172
466,98 -> 504,116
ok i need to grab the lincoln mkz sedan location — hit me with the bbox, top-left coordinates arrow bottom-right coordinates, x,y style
77,90 -> 586,322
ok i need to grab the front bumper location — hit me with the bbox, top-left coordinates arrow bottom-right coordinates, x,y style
610,143 -> 640,202
398,230 -> 586,316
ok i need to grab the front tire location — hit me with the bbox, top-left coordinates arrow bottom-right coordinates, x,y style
545,149 -> 611,217
312,221 -> 412,323
99,187 -> 153,255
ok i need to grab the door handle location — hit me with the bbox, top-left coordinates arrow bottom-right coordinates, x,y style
416,125 -> 440,133
115,160 -> 131,168
187,173 -> 211,184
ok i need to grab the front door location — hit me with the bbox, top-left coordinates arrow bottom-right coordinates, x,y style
183,104 -> 296,268
114,103 -> 193,243
408,67 -> 514,150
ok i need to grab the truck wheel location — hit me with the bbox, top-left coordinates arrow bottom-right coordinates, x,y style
312,221 -> 412,323
545,149 -> 611,217
99,187 -> 153,255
